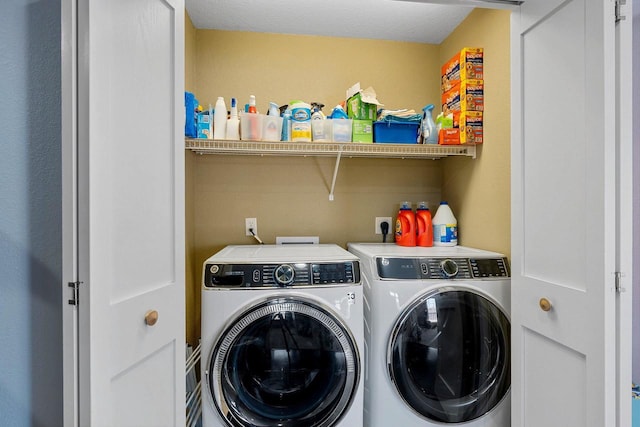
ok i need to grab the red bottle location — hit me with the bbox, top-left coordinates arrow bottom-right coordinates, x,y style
395,202 -> 416,247
416,201 -> 433,247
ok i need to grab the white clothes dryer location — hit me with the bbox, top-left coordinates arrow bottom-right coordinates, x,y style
347,243 -> 510,427
201,244 -> 364,427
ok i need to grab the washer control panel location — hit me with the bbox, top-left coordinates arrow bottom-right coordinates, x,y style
376,257 -> 509,280
204,261 -> 360,288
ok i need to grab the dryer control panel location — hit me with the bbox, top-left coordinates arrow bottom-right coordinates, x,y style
375,257 -> 509,280
203,261 -> 360,288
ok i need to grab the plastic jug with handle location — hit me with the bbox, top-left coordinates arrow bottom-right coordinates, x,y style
416,201 -> 433,247
395,201 -> 416,247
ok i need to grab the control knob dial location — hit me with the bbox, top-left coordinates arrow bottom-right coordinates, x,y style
440,259 -> 459,278
274,264 -> 295,286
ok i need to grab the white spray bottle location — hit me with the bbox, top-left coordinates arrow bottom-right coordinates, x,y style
225,97 -> 240,140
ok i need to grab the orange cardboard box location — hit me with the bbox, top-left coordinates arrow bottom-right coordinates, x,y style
459,111 -> 483,144
438,128 -> 460,145
441,47 -> 484,92
441,79 -> 484,115
438,111 -> 483,145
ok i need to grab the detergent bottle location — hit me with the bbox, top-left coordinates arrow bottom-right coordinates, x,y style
432,201 -> 458,246
421,104 -> 437,144
213,96 -> 227,140
416,201 -> 433,247
395,202 -> 416,247
329,104 -> 348,119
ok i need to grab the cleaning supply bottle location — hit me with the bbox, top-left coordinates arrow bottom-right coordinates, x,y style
416,201 -> 433,247
248,95 -> 257,114
421,104 -> 437,144
263,101 -> 282,141
225,97 -> 240,140
329,104 -> 348,119
213,96 -> 227,140
311,103 -> 326,119
395,201 -> 416,247
311,102 -> 329,142
289,100 -> 312,142
268,102 -> 279,116
281,109 -> 292,142
432,201 -> 458,246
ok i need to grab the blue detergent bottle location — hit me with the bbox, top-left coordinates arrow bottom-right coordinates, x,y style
421,104 -> 437,144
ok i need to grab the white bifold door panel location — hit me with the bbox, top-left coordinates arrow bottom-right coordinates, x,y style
63,0 -> 185,425
511,0 -> 631,426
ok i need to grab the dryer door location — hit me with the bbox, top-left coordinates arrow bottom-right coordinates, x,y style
388,289 -> 510,423
207,297 -> 360,427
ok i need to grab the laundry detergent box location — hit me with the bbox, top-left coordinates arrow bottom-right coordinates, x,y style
347,92 -> 377,121
196,112 -> 212,139
441,79 -> 484,114
438,111 -> 483,145
458,111 -> 483,144
441,47 -> 484,92
352,119 -> 373,143
438,128 -> 460,145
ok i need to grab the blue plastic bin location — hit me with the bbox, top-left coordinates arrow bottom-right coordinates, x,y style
373,121 -> 420,144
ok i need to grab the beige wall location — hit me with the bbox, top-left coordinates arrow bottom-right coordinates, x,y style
194,31 -> 441,115
185,13 -> 197,92
185,154 -> 442,343
440,9 -> 511,258
184,10 -> 511,344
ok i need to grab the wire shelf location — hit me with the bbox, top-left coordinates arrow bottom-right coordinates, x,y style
185,139 -> 476,159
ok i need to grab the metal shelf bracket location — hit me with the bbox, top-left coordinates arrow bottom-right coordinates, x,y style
329,149 -> 343,201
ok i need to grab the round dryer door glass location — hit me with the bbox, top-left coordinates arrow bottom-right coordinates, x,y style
208,297 -> 360,427
388,290 -> 510,423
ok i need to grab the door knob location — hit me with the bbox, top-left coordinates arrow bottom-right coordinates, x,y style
145,310 -> 159,326
539,298 -> 552,312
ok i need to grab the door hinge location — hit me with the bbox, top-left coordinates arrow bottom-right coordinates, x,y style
68,281 -> 83,305
616,0 -> 626,23
614,272 -> 626,293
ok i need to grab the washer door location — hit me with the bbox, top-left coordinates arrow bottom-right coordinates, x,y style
388,289 -> 510,423
208,297 -> 360,427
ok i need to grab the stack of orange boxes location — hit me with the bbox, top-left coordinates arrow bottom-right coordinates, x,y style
439,47 -> 484,145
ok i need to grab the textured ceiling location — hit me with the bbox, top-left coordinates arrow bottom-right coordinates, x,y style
185,0 -> 476,44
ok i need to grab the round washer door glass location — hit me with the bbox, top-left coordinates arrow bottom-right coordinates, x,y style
209,298 -> 360,427
388,290 -> 510,423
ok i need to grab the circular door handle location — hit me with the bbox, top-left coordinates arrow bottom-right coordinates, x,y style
145,310 -> 159,326
539,298 -> 552,312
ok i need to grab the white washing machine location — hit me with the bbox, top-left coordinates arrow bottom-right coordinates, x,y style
347,243 -> 510,427
201,244 -> 364,427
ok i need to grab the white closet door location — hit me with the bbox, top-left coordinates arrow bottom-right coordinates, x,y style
70,0 -> 185,425
511,0 -> 624,426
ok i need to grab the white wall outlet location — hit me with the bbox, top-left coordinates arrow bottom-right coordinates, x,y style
245,218 -> 257,236
375,217 -> 393,235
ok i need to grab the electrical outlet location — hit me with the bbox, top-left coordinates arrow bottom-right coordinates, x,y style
375,217 -> 393,235
245,218 -> 257,236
